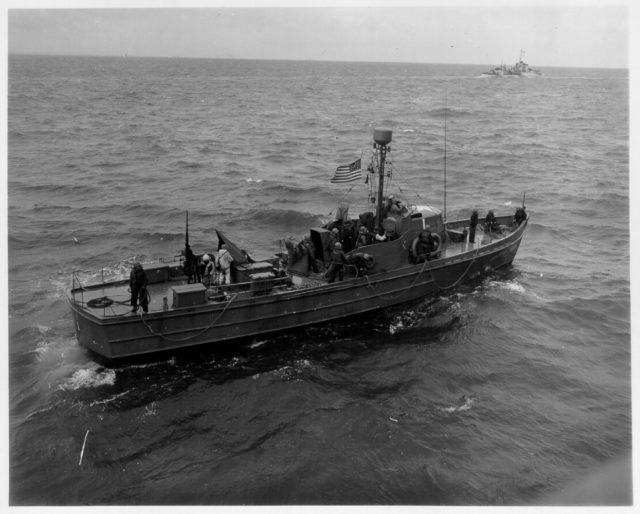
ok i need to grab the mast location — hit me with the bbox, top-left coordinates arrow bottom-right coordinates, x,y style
373,128 -> 392,228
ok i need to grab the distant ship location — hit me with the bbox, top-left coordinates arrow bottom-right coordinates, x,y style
482,50 -> 543,77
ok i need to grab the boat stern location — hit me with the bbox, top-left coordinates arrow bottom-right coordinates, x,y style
68,297 -> 114,360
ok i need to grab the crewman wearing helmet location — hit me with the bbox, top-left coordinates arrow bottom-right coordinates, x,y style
202,254 -> 213,287
328,227 -> 342,253
355,225 -> 371,248
324,241 -> 347,283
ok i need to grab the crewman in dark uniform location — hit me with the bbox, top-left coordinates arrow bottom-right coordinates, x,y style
296,235 -> 319,274
485,210 -> 499,233
347,252 -> 374,276
303,236 -> 319,273
469,210 -> 479,243
324,242 -> 347,283
184,244 -> 196,283
415,231 -> 439,262
129,262 -> 149,313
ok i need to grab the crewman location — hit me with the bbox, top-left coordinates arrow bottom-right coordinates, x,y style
303,235 -> 319,273
202,254 -> 213,287
327,227 -> 341,252
415,231 -> 439,261
355,226 -> 371,248
129,262 -> 149,313
347,252 -> 374,276
215,244 -> 234,285
324,242 -> 347,283
381,195 -> 394,219
485,210 -> 499,233
184,244 -> 196,283
469,210 -> 479,243
374,228 -> 387,243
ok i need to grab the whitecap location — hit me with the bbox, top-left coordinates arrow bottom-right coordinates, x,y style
389,322 -> 402,335
141,401 -> 158,418
493,280 -> 526,294
273,359 -> 311,380
439,395 -> 474,413
59,365 -> 116,390
88,390 -> 130,407
34,339 -> 51,356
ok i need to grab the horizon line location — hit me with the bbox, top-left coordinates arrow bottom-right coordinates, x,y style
7,52 -> 629,71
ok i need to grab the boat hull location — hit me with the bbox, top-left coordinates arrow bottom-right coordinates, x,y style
69,220 -> 527,361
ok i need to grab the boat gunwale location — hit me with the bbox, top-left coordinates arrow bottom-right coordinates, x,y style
68,215 -> 529,328
72,233 -> 527,358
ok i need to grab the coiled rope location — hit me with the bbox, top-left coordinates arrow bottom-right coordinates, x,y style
86,297 -> 114,309
86,295 -> 131,316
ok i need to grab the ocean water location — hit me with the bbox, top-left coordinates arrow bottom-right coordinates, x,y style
7,55 -> 630,505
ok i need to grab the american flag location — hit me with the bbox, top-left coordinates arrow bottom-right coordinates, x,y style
330,158 -> 362,183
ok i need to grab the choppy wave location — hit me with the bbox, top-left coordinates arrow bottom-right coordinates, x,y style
235,207 -> 323,229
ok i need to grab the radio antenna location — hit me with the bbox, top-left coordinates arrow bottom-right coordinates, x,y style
443,89 -> 448,222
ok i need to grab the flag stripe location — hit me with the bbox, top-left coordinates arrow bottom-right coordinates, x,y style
331,158 -> 362,183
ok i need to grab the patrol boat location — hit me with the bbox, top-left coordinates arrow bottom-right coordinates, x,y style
68,128 -> 529,362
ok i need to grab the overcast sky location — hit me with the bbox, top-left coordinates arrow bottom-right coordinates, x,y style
6,1 -> 631,68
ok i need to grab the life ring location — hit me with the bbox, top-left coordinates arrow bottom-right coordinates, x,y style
87,296 -> 114,309
410,232 -> 442,262
410,238 -> 420,262
432,233 -> 442,251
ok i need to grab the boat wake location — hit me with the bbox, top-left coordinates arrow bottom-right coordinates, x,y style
388,297 -> 462,335
58,364 -> 116,391
26,328 -> 88,368
271,359 -> 313,381
487,279 -> 526,295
